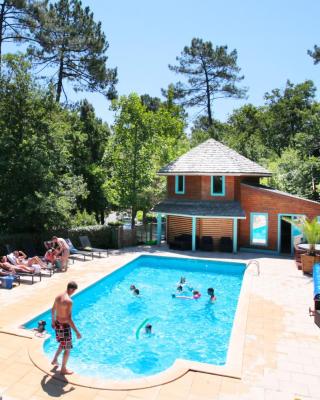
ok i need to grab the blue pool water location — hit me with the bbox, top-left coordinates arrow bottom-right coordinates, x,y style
25,255 -> 245,380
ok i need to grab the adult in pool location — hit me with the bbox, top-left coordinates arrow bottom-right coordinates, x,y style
51,281 -> 82,375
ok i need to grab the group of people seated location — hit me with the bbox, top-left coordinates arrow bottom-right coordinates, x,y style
0,236 -> 71,278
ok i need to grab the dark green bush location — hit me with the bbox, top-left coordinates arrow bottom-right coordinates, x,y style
0,225 -> 118,255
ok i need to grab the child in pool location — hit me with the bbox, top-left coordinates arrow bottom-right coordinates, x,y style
176,276 -> 193,292
145,323 -> 153,335
207,287 -> 216,303
172,290 -> 201,300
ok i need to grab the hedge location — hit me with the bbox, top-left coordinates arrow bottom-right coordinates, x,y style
0,225 -> 118,256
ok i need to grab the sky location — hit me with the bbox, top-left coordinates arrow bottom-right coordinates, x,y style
23,0 -> 320,127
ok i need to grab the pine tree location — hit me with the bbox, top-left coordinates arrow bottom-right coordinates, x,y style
28,0 -> 117,102
167,38 -> 247,125
0,0 -> 45,74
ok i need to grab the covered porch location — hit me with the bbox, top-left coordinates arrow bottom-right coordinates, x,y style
153,199 -> 246,253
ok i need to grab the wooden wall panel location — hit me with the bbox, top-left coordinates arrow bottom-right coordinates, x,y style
199,218 -> 233,239
239,184 -> 320,251
167,216 -> 233,242
167,215 -> 192,242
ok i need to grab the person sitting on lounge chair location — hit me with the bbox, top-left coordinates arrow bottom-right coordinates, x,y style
1,256 -> 37,273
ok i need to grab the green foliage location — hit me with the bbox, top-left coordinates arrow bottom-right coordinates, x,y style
136,210 -> 143,222
263,80 -> 317,155
308,45 -> 320,64
70,210 -> 96,227
268,149 -> 320,201
190,115 -> 227,147
28,0 -> 117,102
106,93 -> 187,226
222,104 -> 273,161
0,0 -> 47,73
68,99 -> 111,224
0,54 -> 87,232
168,37 -> 247,125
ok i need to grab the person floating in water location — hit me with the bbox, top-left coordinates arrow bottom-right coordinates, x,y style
145,323 -> 153,335
176,276 -> 193,292
133,288 -> 140,296
130,284 -> 136,291
207,287 -> 217,303
172,290 -> 201,300
179,276 -> 186,284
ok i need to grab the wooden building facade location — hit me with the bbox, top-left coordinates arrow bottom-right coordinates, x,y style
153,139 -> 320,254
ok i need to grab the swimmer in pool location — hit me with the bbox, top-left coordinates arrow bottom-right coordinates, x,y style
207,287 -> 216,303
130,284 -> 136,291
133,288 -> 140,296
145,323 -> 153,334
172,290 -> 201,300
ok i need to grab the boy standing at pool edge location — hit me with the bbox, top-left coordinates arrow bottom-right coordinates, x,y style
51,281 -> 81,374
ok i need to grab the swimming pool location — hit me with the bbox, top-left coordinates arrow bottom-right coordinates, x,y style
25,255 -> 246,380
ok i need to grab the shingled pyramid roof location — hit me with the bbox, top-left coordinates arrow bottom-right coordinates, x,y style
158,139 -> 271,176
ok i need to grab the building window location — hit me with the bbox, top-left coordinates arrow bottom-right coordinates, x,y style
211,176 -> 225,196
250,213 -> 268,246
175,175 -> 185,194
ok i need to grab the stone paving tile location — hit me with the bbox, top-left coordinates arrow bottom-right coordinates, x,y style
93,390 -> 128,400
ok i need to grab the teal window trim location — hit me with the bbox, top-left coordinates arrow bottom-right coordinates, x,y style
210,176 -> 225,196
175,175 -> 185,194
250,212 -> 268,247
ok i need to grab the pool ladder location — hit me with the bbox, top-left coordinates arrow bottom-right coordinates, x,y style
246,260 -> 260,276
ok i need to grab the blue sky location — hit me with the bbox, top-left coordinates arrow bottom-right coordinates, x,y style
21,0 -> 320,126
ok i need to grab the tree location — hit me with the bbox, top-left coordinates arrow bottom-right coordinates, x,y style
28,0 -> 117,102
268,149 -> 320,201
168,38 -> 247,125
190,115 -> 226,147
222,104 -> 271,162
263,80 -> 316,155
69,99 -> 111,224
105,93 -> 187,227
0,54 -> 87,232
308,45 -> 320,64
0,0 -> 46,74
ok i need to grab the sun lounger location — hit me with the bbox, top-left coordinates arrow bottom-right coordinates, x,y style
16,270 -> 42,284
79,236 -> 108,257
65,238 -> 93,261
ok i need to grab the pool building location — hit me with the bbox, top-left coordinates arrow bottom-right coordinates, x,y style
153,139 -> 320,254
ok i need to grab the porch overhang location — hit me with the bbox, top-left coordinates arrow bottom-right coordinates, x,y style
152,199 -> 246,219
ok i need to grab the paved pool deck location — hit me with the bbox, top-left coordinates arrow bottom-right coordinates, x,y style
0,246 -> 319,400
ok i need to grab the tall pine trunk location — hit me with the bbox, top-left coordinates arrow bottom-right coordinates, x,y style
0,1 -> 6,77
203,64 -> 212,126
56,54 -> 64,102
